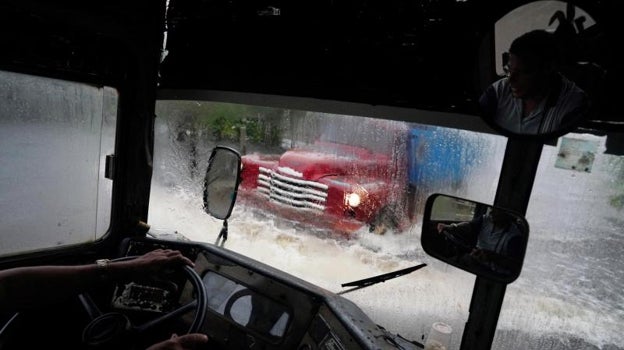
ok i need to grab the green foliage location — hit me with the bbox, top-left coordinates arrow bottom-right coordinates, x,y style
610,194 -> 624,209
210,115 -> 240,141
156,101 -> 284,146
241,118 -> 264,143
241,117 -> 282,145
608,157 -> 624,210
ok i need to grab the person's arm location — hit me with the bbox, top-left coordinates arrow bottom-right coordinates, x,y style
0,249 -> 193,312
146,333 -> 209,350
437,221 -> 475,236
479,82 -> 499,121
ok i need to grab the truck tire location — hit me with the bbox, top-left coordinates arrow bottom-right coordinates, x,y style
369,206 -> 399,235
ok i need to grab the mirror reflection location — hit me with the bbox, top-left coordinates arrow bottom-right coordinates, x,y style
422,194 -> 529,283
479,1 -> 605,138
203,146 -> 241,220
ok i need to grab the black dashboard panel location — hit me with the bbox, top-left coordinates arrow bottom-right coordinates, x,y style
118,237 -> 421,349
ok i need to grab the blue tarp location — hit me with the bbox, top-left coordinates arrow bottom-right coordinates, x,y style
407,126 -> 480,187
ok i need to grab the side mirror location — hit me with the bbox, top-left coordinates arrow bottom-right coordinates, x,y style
203,146 -> 242,220
421,194 -> 529,284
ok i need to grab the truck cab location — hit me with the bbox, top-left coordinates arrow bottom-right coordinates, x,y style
239,117 -> 411,234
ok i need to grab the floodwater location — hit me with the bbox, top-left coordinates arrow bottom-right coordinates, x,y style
148,118 -> 624,350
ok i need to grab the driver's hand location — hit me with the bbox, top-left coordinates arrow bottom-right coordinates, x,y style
116,249 -> 195,277
436,223 -> 446,233
146,333 -> 209,350
470,248 -> 490,262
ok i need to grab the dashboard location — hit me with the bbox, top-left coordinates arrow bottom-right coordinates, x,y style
117,237 -> 421,350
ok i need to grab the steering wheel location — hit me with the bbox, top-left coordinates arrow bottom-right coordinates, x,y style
78,256 -> 208,348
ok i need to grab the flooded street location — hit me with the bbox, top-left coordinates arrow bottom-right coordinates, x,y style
143,98 -> 624,350
148,124 -> 624,350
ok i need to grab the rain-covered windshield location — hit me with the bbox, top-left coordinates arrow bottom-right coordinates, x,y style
149,100 -> 624,350
315,115 -> 405,156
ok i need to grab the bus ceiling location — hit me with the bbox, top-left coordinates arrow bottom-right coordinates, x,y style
158,1 -> 624,132
1,1 -> 623,136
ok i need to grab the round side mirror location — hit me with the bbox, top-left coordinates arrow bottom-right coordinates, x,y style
477,1 -> 605,140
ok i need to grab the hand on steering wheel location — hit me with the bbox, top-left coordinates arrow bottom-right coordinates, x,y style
79,255 -> 208,348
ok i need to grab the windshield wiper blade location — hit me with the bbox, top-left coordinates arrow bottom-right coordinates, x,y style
337,263 -> 426,295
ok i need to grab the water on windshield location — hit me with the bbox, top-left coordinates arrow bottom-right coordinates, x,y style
149,101 -> 623,350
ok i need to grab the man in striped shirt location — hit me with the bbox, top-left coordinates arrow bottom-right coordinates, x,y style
480,30 -> 588,136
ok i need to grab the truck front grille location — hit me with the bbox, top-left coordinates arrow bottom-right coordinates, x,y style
257,167 -> 328,211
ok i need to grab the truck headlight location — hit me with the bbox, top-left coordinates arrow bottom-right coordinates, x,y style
346,193 -> 361,208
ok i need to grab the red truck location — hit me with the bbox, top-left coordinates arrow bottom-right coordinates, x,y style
238,117 -> 477,236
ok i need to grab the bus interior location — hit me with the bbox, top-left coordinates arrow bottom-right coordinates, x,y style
1,1 -> 623,350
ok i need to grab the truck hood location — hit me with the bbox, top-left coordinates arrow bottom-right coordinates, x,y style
278,148 -> 366,181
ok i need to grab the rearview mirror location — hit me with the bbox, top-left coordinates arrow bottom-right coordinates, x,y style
477,1 -> 605,139
203,146 -> 242,220
421,194 -> 529,284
